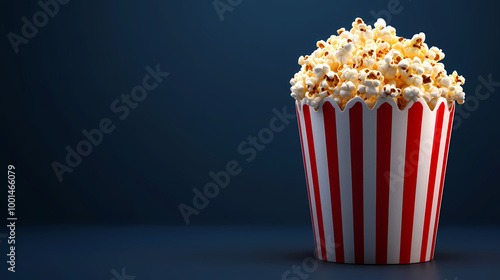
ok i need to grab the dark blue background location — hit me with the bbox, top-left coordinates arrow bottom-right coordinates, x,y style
2,0 -> 499,227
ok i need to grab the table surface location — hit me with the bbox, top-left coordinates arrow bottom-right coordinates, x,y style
3,225 -> 500,280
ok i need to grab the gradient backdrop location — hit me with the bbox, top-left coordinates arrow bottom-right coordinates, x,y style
2,0 -> 500,229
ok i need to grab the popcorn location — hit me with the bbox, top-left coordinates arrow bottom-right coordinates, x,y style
439,87 -> 449,97
429,47 -> 445,61
398,59 -> 410,72
423,82 -> 440,98
362,29 -> 374,40
308,96 -> 323,109
381,84 -> 402,98
422,91 -> 432,103
374,18 -> 386,29
404,74 -> 423,87
455,90 -> 465,104
403,32 -> 425,58
411,32 -> 426,45
451,70 -> 465,85
379,63 -> 398,79
316,40 -> 328,49
333,96 -> 343,105
313,64 -> 331,79
378,53 -> 398,79
352,18 -> 374,40
359,70 -> 382,97
422,61 -> 433,74
352,18 -> 365,29
378,27 -> 395,43
340,81 -> 356,99
365,96 -> 379,109
440,76 -> 452,88
377,41 -> 391,53
326,71 -> 340,86
410,59 -> 425,75
364,54 -> 376,68
340,67 -> 359,82
335,42 -> 355,64
298,56 -> 306,65
305,78 -> 316,91
289,18 -> 466,110
403,86 -> 423,102
392,41 -> 404,54
446,84 -> 465,105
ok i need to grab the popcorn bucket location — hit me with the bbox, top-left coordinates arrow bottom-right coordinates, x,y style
296,96 -> 455,264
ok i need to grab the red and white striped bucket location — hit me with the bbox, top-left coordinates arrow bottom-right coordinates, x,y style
296,96 -> 455,264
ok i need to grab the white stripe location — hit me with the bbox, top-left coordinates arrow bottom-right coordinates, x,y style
410,105 -> 436,263
298,104 -> 321,258
310,103 -> 335,261
386,106 -> 408,264
430,104 -> 455,260
363,104 -> 377,264
336,104 -> 355,263
425,104 -> 449,261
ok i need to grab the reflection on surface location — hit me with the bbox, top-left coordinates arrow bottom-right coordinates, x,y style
13,225 -> 500,280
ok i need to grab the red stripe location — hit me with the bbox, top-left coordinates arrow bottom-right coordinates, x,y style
296,105 -> 319,258
430,104 -> 455,258
303,104 -> 327,260
399,102 -> 424,264
375,102 -> 393,264
323,102 -> 344,263
349,102 -> 364,263
420,103 -> 445,262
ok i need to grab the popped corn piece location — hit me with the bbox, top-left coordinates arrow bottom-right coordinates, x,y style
335,42 -> 354,64
398,59 -> 411,72
378,27 -> 395,43
298,56 -> 306,65
313,64 -> 331,79
305,77 -> 317,91
440,77 -> 452,87
362,29 -> 374,40
455,90 -> 465,104
308,96 -> 323,109
333,96 -> 343,106
429,46 -> 445,61
374,18 -> 386,29
326,71 -> 340,87
340,67 -> 359,82
451,70 -> 466,85
365,96 -> 379,109
378,54 -> 398,79
422,91 -> 432,102
319,91 -> 329,98
403,86 -> 423,102
381,84 -> 402,98
319,80 -> 329,91
316,40 -> 328,49
340,81 -> 356,99
404,74 -> 423,87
